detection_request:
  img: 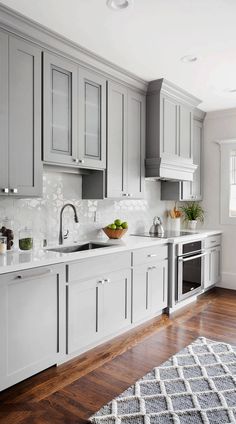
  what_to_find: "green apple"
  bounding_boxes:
[110,224,116,230]
[117,226,123,230]
[122,222,128,229]
[114,219,122,227]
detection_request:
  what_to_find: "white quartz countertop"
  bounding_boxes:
[0,230,222,275]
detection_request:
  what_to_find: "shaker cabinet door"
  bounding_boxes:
[0,32,8,196]
[66,278,101,355]
[179,105,193,160]
[43,52,78,165]
[0,265,65,391]
[127,90,145,198]
[78,68,106,169]
[160,95,179,158]
[8,37,42,197]
[107,81,128,198]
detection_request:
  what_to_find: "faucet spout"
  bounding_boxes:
[59,203,79,245]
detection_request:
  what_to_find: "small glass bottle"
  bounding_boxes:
[0,236,7,254]
[19,227,33,251]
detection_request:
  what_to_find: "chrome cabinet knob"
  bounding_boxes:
[104,278,111,283]
[11,188,18,194]
[2,188,9,193]
[73,158,79,163]
[79,159,85,164]
[97,279,104,285]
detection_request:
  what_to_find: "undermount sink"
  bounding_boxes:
[48,242,113,254]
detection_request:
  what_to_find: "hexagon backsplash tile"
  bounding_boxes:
[0,172,167,248]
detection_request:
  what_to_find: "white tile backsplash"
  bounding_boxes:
[0,171,169,248]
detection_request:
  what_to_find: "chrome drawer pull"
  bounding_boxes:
[147,254,157,258]
[97,279,104,285]
[104,279,111,283]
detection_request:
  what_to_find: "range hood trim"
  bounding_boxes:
[145,157,197,182]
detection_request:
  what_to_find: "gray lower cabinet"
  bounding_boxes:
[43,52,78,166]
[107,81,145,199]
[204,246,221,289]
[0,265,65,391]
[0,34,42,197]
[78,68,106,169]
[132,259,168,323]
[66,262,131,355]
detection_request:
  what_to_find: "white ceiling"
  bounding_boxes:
[1,0,236,111]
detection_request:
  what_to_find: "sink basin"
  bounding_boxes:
[48,242,113,254]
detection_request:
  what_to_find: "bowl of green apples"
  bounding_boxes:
[103,219,128,239]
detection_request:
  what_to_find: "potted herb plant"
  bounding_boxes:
[181,202,204,230]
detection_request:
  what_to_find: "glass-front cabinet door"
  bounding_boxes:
[43,52,78,165]
[78,68,106,169]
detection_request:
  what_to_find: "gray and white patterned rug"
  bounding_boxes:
[89,337,236,424]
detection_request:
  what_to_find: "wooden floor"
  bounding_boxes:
[1,287,236,424]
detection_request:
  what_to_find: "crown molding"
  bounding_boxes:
[147,78,201,108]
[0,2,148,92]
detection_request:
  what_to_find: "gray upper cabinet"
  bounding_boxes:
[179,105,193,160]
[107,81,128,198]
[160,94,179,158]
[146,79,200,181]
[0,34,42,197]
[78,68,106,169]
[127,90,145,198]
[107,81,145,199]
[0,32,8,196]
[43,52,78,166]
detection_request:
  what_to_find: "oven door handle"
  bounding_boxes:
[179,252,207,263]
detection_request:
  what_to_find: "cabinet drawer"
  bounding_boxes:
[68,251,131,282]
[205,235,221,249]
[132,244,168,267]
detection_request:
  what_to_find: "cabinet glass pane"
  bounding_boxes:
[84,81,101,158]
[51,66,72,154]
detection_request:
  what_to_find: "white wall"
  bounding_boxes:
[203,108,236,289]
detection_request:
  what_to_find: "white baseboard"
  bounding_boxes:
[216,272,236,290]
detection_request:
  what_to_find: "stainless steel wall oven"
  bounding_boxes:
[177,240,205,302]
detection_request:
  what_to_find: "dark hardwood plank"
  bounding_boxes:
[0,287,236,424]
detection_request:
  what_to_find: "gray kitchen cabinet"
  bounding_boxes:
[146,79,200,181]
[181,118,203,201]
[43,52,78,166]
[66,256,131,355]
[0,265,65,391]
[204,236,221,290]
[179,105,193,160]
[127,90,145,198]
[0,32,8,196]
[107,81,145,199]
[160,94,179,158]
[132,259,168,324]
[107,81,128,198]
[0,34,42,197]
[204,246,221,290]
[78,68,106,169]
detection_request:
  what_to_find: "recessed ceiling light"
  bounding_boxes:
[181,55,198,63]
[106,0,133,11]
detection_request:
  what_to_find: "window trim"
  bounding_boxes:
[218,139,236,225]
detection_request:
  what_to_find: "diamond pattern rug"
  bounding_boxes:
[89,337,236,424]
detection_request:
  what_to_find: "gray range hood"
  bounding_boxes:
[145,78,201,182]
